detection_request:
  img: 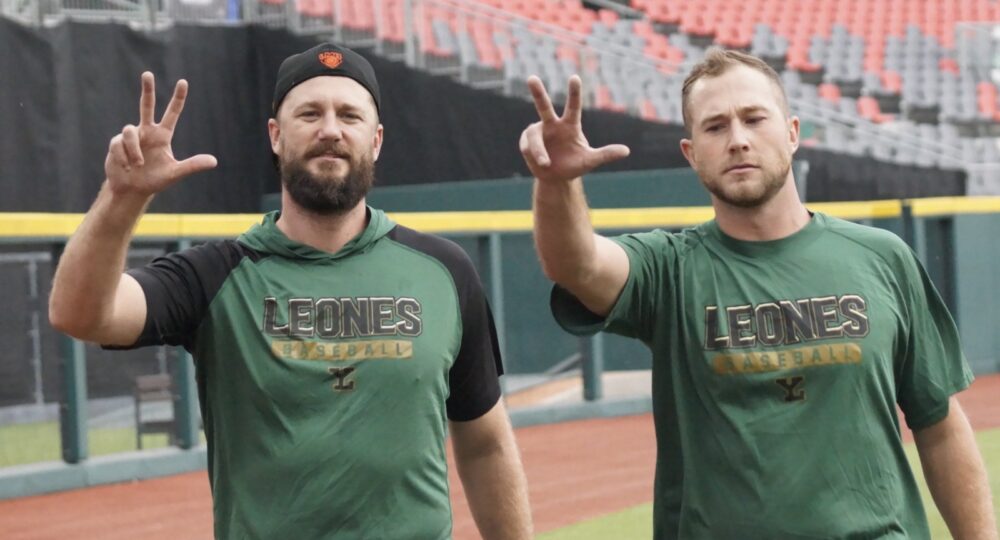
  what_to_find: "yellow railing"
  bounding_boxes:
[908,197,1000,217]
[0,197,998,239]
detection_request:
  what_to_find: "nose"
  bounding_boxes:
[727,121,751,153]
[317,111,343,141]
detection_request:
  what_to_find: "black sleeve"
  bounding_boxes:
[388,226,504,421]
[110,240,264,352]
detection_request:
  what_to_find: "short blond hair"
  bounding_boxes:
[681,48,789,133]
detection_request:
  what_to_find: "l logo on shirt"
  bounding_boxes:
[329,366,355,391]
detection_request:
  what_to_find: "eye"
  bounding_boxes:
[746,116,765,125]
[299,110,320,120]
[705,124,723,133]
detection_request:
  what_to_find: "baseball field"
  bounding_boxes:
[1,373,998,539]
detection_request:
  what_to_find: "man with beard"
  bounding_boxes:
[521,48,996,538]
[49,43,532,539]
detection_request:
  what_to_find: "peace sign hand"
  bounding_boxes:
[518,75,630,184]
[104,72,217,197]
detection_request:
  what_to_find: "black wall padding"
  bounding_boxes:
[1,19,61,209]
[1,18,965,213]
[798,148,966,201]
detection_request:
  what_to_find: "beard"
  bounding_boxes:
[278,143,375,215]
[701,156,791,209]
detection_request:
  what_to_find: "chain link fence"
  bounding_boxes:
[0,244,193,467]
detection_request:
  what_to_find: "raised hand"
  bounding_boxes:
[104,72,217,197]
[518,75,630,183]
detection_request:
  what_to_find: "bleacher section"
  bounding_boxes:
[437,1,997,188]
[3,0,998,191]
[290,0,1000,191]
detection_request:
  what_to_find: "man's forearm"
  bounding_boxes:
[532,178,597,287]
[456,442,532,540]
[49,182,151,338]
[915,400,998,539]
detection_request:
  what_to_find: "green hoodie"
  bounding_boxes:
[125,209,503,539]
[238,207,395,261]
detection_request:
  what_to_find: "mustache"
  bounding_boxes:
[304,143,352,159]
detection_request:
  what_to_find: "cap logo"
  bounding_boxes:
[318,51,343,69]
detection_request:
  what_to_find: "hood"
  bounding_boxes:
[238,207,395,261]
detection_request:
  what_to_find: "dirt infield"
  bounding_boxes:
[1,374,997,540]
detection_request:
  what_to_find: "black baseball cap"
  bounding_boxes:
[272,42,381,117]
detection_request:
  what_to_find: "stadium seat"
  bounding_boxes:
[818,83,842,103]
[858,96,893,123]
[297,0,331,20]
[336,0,371,31]
[595,84,626,113]
[978,82,1000,121]
[639,98,664,122]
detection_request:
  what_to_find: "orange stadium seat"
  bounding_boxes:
[978,82,1000,121]
[633,20,654,38]
[377,0,404,42]
[595,84,627,113]
[597,8,619,29]
[298,0,331,19]
[418,15,443,55]
[644,2,680,25]
[858,96,894,123]
[818,83,841,103]
[880,71,902,93]
[481,21,512,68]
[335,0,372,31]
[939,57,959,75]
[639,98,666,123]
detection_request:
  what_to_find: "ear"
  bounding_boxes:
[372,123,385,162]
[680,137,697,168]
[788,115,800,154]
[268,118,281,155]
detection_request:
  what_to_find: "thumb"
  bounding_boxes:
[587,144,630,168]
[173,154,218,178]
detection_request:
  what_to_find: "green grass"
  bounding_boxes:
[538,503,654,540]
[0,421,182,467]
[539,428,1000,540]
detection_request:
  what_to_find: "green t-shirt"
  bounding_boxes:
[552,213,973,539]
[122,209,503,539]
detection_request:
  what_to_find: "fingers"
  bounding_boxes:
[526,124,550,167]
[139,72,155,126]
[107,127,144,173]
[120,125,144,167]
[107,134,130,172]
[159,79,189,132]
[586,144,631,169]
[562,75,582,124]
[173,154,218,179]
[518,123,550,168]
[527,76,558,123]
